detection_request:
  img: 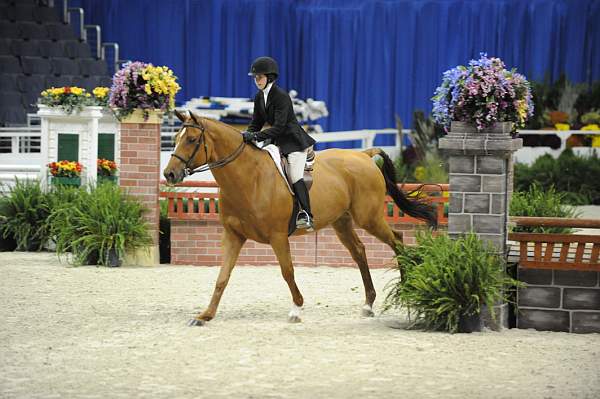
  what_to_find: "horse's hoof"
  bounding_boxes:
[288,315,302,323]
[361,305,375,317]
[188,318,206,327]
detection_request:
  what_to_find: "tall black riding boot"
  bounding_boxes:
[292,179,313,230]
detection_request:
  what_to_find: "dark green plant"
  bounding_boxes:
[575,81,600,117]
[510,184,579,233]
[50,183,152,266]
[514,148,600,205]
[383,232,521,333]
[0,179,51,251]
[525,75,569,129]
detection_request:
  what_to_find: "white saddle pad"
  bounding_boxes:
[262,144,294,194]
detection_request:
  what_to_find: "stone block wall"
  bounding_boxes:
[517,268,600,333]
[447,154,509,252]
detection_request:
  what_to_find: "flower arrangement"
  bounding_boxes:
[108,61,181,120]
[48,160,83,178]
[97,158,118,176]
[39,86,90,114]
[39,86,111,113]
[432,53,534,132]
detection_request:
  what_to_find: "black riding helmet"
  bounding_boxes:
[248,56,279,83]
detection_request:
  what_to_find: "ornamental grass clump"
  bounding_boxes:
[0,179,51,251]
[432,53,534,132]
[383,231,521,333]
[109,61,181,120]
[49,183,152,266]
[510,183,579,234]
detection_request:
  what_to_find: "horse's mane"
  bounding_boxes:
[174,115,241,143]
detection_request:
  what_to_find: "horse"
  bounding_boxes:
[163,110,437,326]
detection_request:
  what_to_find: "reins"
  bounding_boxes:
[170,120,246,176]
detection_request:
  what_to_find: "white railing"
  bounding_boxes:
[515,129,600,165]
[0,165,40,191]
[0,127,42,155]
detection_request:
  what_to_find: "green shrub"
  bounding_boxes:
[510,184,579,233]
[514,148,600,205]
[383,232,521,333]
[0,179,51,251]
[50,183,152,266]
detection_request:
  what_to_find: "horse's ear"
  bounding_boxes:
[174,109,187,122]
[189,111,201,125]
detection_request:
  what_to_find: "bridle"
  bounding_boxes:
[170,120,245,176]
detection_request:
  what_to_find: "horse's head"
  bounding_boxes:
[163,110,213,184]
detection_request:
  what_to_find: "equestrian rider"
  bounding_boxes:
[242,56,316,230]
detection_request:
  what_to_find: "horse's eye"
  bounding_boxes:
[187,136,197,144]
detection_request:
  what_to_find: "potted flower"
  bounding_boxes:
[48,160,83,187]
[432,53,534,134]
[97,158,118,184]
[39,86,92,114]
[108,61,181,121]
[383,232,522,333]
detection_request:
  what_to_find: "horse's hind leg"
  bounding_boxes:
[270,233,304,323]
[331,213,376,317]
[190,228,245,326]
[356,213,403,255]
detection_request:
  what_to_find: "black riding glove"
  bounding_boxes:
[241,131,256,143]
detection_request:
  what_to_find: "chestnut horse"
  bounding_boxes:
[163,111,436,326]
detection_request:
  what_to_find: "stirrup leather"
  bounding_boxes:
[295,210,314,231]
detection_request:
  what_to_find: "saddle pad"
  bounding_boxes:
[262,144,294,194]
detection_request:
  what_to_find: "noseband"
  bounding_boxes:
[170,120,245,176]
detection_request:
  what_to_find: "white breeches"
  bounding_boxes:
[287,148,308,184]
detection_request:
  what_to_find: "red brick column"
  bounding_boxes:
[119,110,162,265]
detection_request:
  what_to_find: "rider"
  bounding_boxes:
[242,56,316,231]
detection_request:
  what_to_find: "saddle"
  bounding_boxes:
[258,143,315,236]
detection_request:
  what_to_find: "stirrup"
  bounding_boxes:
[296,210,314,231]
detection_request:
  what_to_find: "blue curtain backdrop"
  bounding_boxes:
[74,0,600,132]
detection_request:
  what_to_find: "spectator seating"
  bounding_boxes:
[0,1,112,126]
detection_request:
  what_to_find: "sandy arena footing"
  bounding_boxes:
[1,252,599,399]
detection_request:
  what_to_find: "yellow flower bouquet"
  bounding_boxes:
[39,86,90,114]
[92,86,110,107]
[39,86,111,114]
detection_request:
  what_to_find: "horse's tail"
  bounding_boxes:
[364,148,438,229]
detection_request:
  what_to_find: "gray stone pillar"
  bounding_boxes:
[439,121,522,328]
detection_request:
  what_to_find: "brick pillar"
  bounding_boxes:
[119,110,162,265]
[439,121,522,328]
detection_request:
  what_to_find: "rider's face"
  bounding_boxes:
[254,74,267,90]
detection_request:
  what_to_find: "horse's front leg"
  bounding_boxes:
[189,228,246,326]
[270,233,304,323]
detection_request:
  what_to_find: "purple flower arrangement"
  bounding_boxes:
[108,61,180,120]
[432,53,534,132]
